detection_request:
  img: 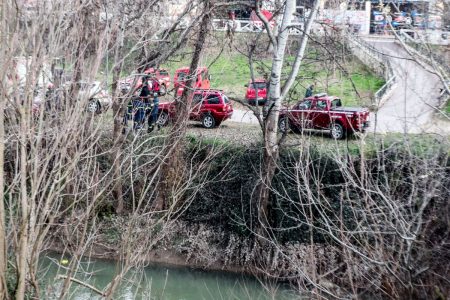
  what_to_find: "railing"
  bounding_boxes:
[345,32,397,107]
[211,19,304,35]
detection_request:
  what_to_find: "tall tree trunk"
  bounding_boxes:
[0,82,8,300]
[256,0,295,236]
[0,2,10,298]
[16,105,29,300]
[155,0,211,210]
[281,0,320,99]
[111,12,126,214]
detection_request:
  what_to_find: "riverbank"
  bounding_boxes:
[41,132,450,299]
[40,250,297,300]
[48,218,345,298]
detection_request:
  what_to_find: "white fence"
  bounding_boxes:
[211,19,304,35]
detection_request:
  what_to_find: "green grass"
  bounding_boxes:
[283,131,450,159]
[161,48,385,107]
[446,99,450,116]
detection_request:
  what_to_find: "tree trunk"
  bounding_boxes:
[281,0,320,99]
[256,0,295,236]
[111,13,126,214]
[154,0,211,211]
[0,2,10,298]
[16,107,29,300]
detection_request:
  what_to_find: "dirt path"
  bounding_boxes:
[367,39,450,135]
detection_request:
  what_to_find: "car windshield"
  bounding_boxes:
[159,70,169,76]
[222,95,229,103]
[250,82,266,90]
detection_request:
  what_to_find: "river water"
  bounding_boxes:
[40,253,301,299]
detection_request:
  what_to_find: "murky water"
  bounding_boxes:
[39,253,301,299]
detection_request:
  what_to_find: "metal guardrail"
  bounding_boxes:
[345,32,397,107]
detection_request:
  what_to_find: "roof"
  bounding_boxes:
[249,78,267,83]
[304,93,339,101]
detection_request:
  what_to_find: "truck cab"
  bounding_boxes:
[174,67,210,97]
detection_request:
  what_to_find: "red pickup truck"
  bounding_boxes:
[174,67,210,97]
[157,89,233,128]
[279,94,370,139]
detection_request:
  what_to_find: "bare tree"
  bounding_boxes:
[254,0,320,238]
[0,0,216,298]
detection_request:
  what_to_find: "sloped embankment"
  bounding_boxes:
[53,134,450,299]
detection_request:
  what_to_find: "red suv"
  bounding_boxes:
[157,89,233,128]
[245,79,267,105]
[174,67,210,97]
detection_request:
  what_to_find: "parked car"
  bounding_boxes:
[76,81,111,113]
[174,67,210,97]
[30,81,111,115]
[54,81,111,113]
[157,89,233,128]
[245,79,267,105]
[278,93,370,139]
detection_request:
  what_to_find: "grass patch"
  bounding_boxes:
[282,131,450,157]
[162,47,384,107]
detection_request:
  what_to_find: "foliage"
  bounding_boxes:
[177,135,449,246]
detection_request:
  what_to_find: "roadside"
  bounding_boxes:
[183,120,449,153]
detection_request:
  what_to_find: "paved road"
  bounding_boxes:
[367,39,449,134]
[231,39,450,135]
[229,107,260,124]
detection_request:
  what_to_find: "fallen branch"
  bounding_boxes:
[56,275,106,297]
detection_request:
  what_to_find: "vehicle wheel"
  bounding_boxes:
[201,113,215,129]
[330,123,346,139]
[278,116,289,133]
[87,99,101,113]
[157,111,169,127]
[292,125,302,134]
[159,84,167,96]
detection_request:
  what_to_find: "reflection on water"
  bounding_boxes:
[39,252,301,299]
